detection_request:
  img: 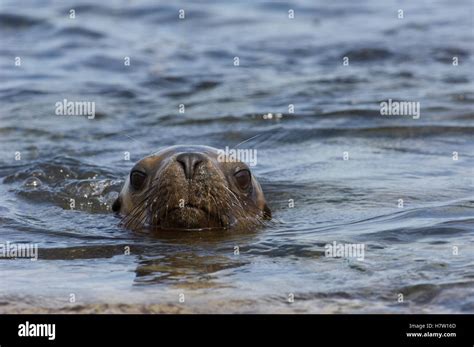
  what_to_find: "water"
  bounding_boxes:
[0,0,473,313]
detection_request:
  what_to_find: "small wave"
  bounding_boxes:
[0,88,50,102]
[340,47,392,62]
[399,281,474,305]
[367,221,472,243]
[55,26,105,39]
[433,47,469,63]
[83,55,135,72]
[3,156,116,184]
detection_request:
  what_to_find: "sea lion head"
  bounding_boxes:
[112,145,271,231]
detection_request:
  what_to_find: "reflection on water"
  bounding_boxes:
[0,0,473,313]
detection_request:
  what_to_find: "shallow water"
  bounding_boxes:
[0,0,473,313]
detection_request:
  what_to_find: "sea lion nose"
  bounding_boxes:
[176,153,204,179]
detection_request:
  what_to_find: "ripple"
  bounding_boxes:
[56,26,105,39]
[340,47,393,62]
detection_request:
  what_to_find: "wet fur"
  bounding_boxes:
[113,146,270,231]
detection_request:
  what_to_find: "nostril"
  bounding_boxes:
[176,153,204,179]
[192,158,202,172]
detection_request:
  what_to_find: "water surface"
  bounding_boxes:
[0,0,473,313]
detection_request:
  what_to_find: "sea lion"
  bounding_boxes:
[112,145,271,231]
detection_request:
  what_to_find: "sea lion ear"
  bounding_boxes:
[263,203,272,219]
[112,197,121,212]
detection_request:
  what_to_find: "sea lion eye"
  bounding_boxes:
[234,169,251,190]
[130,170,147,190]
